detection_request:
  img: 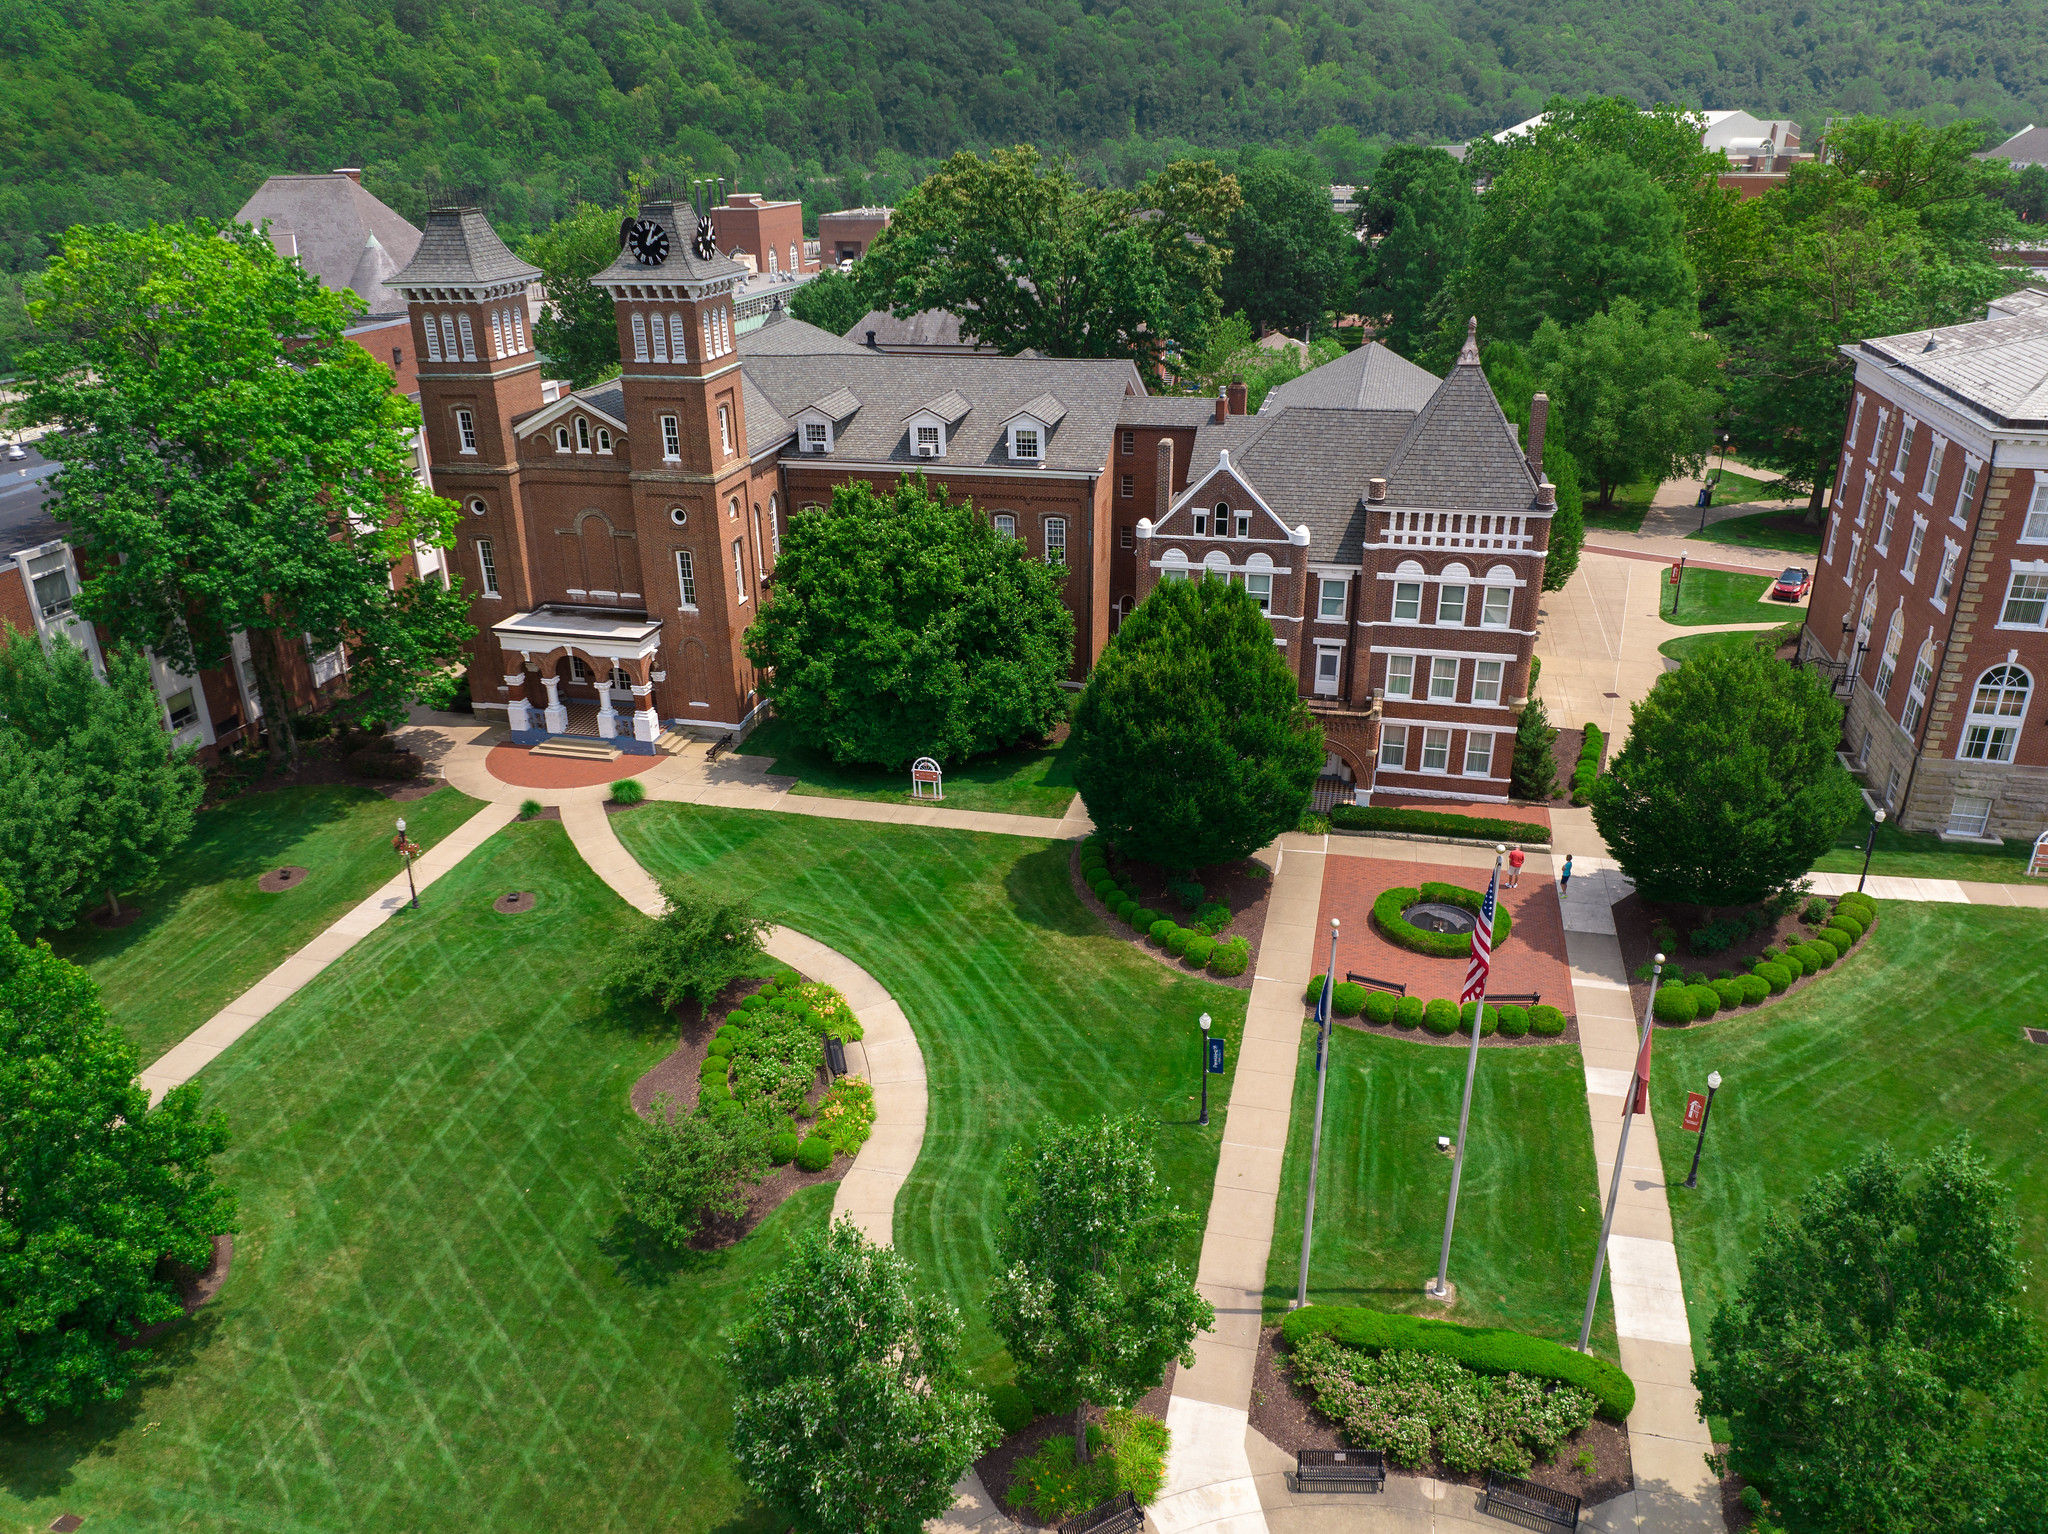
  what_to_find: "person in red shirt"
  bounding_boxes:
[1506,843,1526,889]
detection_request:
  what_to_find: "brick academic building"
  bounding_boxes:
[396,201,1557,798]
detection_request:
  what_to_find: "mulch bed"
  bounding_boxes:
[1249,1325,1631,1508]
[130,1233,234,1348]
[492,891,536,914]
[975,1367,1176,1528]
[1066,844,1271,992]
[1612,890,1879,1029]
[205,734,443,808]
[257,866,310,893]
[628,973,851,1250]
[90,904,146,930]
[516,807,564,823]
[602,799,647,816]
[1546,726,1587,807]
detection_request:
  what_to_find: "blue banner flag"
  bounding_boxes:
[1208,1037,1226,1074]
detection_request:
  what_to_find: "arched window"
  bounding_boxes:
[595,428,612,453]
[512,307,526,351]
[1855,580,1878,650]
[490,310,505,358]
[1203,549,1232,577]
[1872,609,1903,698]
[555,425,571,452]
[670,313,687,363]
[790,242,799,274]
[768,494,780,555]
[631,313,649,362]
[1961,665,2031,762]
[1243,550,1273,611]
[651,312,668,363]
[1901,639,1936,734]
[456,312,476,360]
[424,316,443,362]
[1160,548,1190,581]
[992,513,1017,538]
[576,417,591,451]
[439,315,459,360]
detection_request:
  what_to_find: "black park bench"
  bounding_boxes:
[1058,1490,1143,1534]
[1483,1472,1581,1530]
[1294,1447,1386,1492]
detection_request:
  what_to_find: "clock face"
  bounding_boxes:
[692,216,717,261]
[626,219,669,267]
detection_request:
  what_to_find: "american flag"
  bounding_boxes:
[1460,867,1498,1005]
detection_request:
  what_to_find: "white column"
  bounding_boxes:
[632,683,659,742]
[596,677,619,740]
[504,673,530,732]
[540,672,567,734]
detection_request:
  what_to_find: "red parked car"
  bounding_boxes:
[1771,567,1812,601]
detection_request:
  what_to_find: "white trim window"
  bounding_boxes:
[1463,731,1495,776]
[1420,727,1452,772]
[1313,644,1342,696]
[1956,460,1982,526]
[1872,610,1903,699]
[2000,570,2048,628]
[1044,517,1067,566]
[1378,723,1408,768]
[2022,483,2048,543]
[1385,654,1416,698]
[1901,640,1935,735]
[1480,585,1512,626]
[424,316,443,362]
[1244,571,1271,610]
[662,415,682,462]
[1919,439,1944,500]
[576,416,591,452]
[1234,512,1251,539]
[769,496,780,555]
[1473,659,1504,703]
[1192,509,1210,535]
[1902,516,1926,581]
[718,404,733,457]
[457,312,476,361]
[1946,794,1994,837]
[993,513,1017,539]
[1934,541,1960,607]
[1876,494,1897,555]
[651,312,669,363]
[804,421,829,453]
[455,409,477,454]
[555,425,572,453]
[1428,656,1459,699]
[476,538,499,597]
[675,550,697,609]
[439,315,459,362]
[595,428,613,454]
[1823,511,1840,563]
[1012,425,1041,461]
[1892,418,1915,477]
[1318,576,1348,620]
[1392,580,1423,622]
[1842,532,1860,585]
[916,424,942,456]
[1435,583,1467,625]
[1960,665,2030,762]
[733,539,747,603]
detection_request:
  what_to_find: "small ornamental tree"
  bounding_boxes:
[1590,640,1860,908]
[603,876,771,1013]
[1072,577,1323,869]
[1696,1140,2043,1534]
[1509,697,1560,803]
[619,1097,771,1249]
[727,1217,998,1534]
[988,1115,1213,1464]
[744,475,1073,769]
[0,885,236,1421]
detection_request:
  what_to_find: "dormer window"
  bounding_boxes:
[915,424,942,457]
[1011,425,1041,460]
[805,421,830,453]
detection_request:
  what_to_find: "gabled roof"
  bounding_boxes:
[511,381,629,439]
[801,387,863,422]
[745,306,869,355]
[742,375,793,456]
[1232,410,1414,564]
[1168,448,1290,532]
[1982,125,2048,166]
[1004,392,1067,428]
[1383,341,1537,508]
[590,201,748,289]
[234,172,423,315]
[389,208,540,292]
[1261,342,1441,414]
[906,391,972,424]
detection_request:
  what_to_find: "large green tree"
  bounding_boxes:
[521,182,642,388]
[0,632,203,932]
[1479,340,1587,591]
[1696,1139,2045,1534]
[858,146,1240,366]
[1502,154,1697,338]
[787,267,875,337]
[1072,577,1322,869]
[14,220,471,769]
[727,1217,997,1534]
[1529,297,1723,507]
[1355,145,1477,360]
[987,1116,1212,1464]
[1218,160,1355,338]
[0,884,237,1422]
[1590,639,1861,908]
[744,476,1073,769]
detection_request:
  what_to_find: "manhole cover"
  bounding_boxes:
[1602,691,1621,698]
[258,866,309,893]
[2025,1028,2048,1046]
[493,891,536,914]
[50,1518,84,1533]
[1403,900,1475,935]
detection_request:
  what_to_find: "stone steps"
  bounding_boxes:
[530,737,622,762]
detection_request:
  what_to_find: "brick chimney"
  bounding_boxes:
[1155,437,1174,523]
[1526,392,1549,479]
[333,167,363,182]
[1226,380,1248,416]
[1213,389,1228,426]
[1366,477,1387,503]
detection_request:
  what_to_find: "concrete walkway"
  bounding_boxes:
[137,799,520,1105]
[1596,461,1818,570]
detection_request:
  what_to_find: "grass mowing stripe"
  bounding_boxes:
[615,803,1245,1378]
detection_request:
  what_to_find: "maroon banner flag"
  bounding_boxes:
[1683,1092,1707,1134]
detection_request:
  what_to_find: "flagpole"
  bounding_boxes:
[1579,951,1664,1353]
[1429,845,1504,1302]
[1294,918,1341,1310]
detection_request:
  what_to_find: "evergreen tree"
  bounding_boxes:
[1509,697,1559,802]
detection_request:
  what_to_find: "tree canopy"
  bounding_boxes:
[14,220,472,768]
[602,876,772,1014]
[0,885,237,1422]
[1502,154,1697,339]
[1217,160,1356,339]
[521,184,640,389]
[743,475,1074,770]
[1073,577,1323,870]
[1590,639,1862,908]
[786,268,873,338]
[1356,145,1477,359]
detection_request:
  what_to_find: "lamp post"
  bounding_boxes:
[1198,1012,1213,1127]
[1683,1070,1722,1189]
[1857,808,1887,894]
[394,816,420,909]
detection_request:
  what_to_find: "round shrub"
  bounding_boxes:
[1495,1004,1530,1038]
[1754,960,1793,994]
[1086,867,1114,890]
[1795,941,1833,971]
[1304,975,1329,1006]
[1183,933,1217,968]
[1686,983,1720,1020]
[767,1132,799,1166]
[1774,950,1805,979]
[1097,886,1127,910]
[1528,1004,1567,1037]
[1653,985,1698,1025]
[1364,990,1399,1026]
[1422,998,1459,1035]
[1208,941,1250,978]
[1711,978,1747,1011]
[1116,899,1141,924]
[1394,995,1427,1030]
[1149,918,1177,947]
[795,1136,834,1172]
[698,1056,730,1080]
[1332,982,1368,1018]
[1738,973,1771,1005]
[699,1078,733,1103]
[1458,1001,1498,1037]
[705,1034,733,1059]
[1817,927,1853,957]
[1837,892,1876,918]
[1166,926,1195,957]
[1132,908,1162,932]
[1829,911,1865,940]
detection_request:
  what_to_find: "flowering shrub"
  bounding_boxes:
[1288,1335,1597,1477]
[1011,1410,1170,1521]
[815,1075,876,1156]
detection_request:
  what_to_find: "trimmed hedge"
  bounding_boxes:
[698,1056,730,1080]
[1653,985,1697,1025]
[1116,899,1141,924]
[1364,990,1399,1026]
[1149,919,1177,947]
[1184,933,1217,967]
[1754,961,1792,994]
[1330,981,1367,1017]
[1371,882,1515,960]
[1529,1005,1567,1037]
[1711,978,1747,1011]
[1458,1000,1498,1037]
[1737,973,1771,1005]
[1208,939,1250,978]
[1569,722,1606,807]
[1495,1004,1530,1038]
[1422,998,1459,1035]
[767,1132,799,1166]
[795,1136,834,1172]
[700,1079,733,1103]
[1328,805,1550,845]
[1686,983,1720,1020]
[1280,1305,1635,1422]
[1395,995,1427,1030]
[1132,908,1162,932]
[1304,974,1329,1006]
[1166,926,1196,957]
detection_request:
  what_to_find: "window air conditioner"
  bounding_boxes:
[915,444,934,457]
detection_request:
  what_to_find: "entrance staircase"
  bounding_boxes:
[530,737,621,762]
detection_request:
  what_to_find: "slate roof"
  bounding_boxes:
[1229,409,1417,564]
[389,208,540,291]
[1982,125,2048,167]
[906,391,972,424]
[1383,353,1537,508]
[1261,341,1442,414]
[1120,395,1228,426]
[1853,291,2048,429]
[738,351,1142,471]
[590,201,748,288]
[806,386,864,422]
[742,375,792,455]
[575,383,627,425]
[1007,392,1067,428]
[747,307,868,355]
[234,172,423,315]
[843,308,994,351]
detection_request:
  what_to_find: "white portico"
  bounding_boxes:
[493,606,665,752]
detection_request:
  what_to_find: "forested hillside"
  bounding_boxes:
[2,0,2044,287]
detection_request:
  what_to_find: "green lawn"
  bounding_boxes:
[735,714,1078,819]
[1687,508,1822,559]
[1657,626,1800,667]
[1701,468,1792,506]
[44,784,484,1069]
[1660,568,1783,627]
[0,819,828,1534]
[1813,805,2042,885]
[1651,903,2048,1360]
[1262,1025,1618,1360]
[1581,476,1656,534]
[616,804,1243,1377]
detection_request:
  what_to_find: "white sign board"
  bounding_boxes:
[910,756,944,801]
